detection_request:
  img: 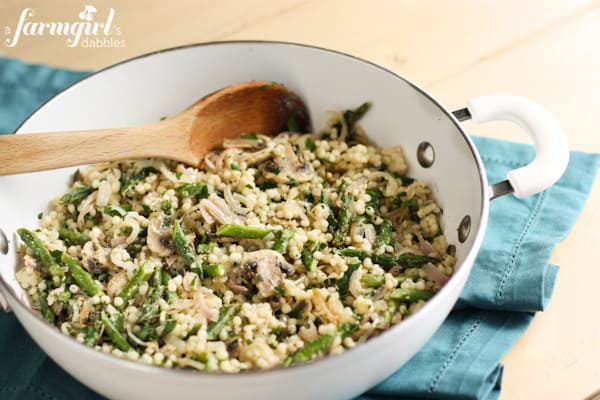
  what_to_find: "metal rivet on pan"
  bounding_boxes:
[0,227,8,255]
[417,141,435,168]
[458,215,471,243]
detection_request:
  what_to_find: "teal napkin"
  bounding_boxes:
[1,57,598,400]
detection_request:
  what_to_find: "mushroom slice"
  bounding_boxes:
[147,215,174,257]
[240,249,293,298]
[223,137,266,150]
[82,240,114,273]
[260,143,313,184]
[198,193,242,225]
[243,148,274,166]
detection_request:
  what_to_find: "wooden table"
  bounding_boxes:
[1,1,599,398]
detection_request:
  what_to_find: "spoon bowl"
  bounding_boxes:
[0,81,310,175]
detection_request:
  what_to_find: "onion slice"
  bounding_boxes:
[424,263,449,287]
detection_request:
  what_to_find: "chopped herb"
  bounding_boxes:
[175,172,183,179]
[140,204,152,217]
[103,204,132,217]
[37,212,43,220]
[400,176,415,186]
[338,322,359,339]
[289,301,307,318]
[257,180,278,190]
[273,286,285,296]
[272,228,295,254]
[259,84,269,91]
[301,247,318,272]
[161,199,172,215]
[306,137,316,151]
[265,162,281,175]
[174,182,209,199]
[230,161,240,171]
[120,168,154,196]
[286,115,300,133]
[240,132,258,140]
[403,197,419,213]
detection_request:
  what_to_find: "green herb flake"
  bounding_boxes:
[240,133,258,140]
[161,199,172,215]
[174,182,209,199]
[286,116,300,133]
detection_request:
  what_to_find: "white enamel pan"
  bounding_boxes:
[0,42,568,400]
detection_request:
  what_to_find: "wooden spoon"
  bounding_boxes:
[0,81,310,175]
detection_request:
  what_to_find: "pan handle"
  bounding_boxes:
[454,94,569,199]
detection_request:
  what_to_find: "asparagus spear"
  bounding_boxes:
[216,224,273,239]
[60,186,95,205]
[120,168,153,196]
[301,247,318,272]
[119,262,153,306]
[390,288,435,302]
[336,262,360,299]
[383,299,399,324]
[58,228,91,246]
[332,192,350,247]
[272,228,295,254]
[37,290,55,323]
[340,248,438,269]
[393,254,439,268]
[373,219,392,250]
[61,253,102,296]
[173,220,198,270]
[204,264,225,278]
[283,334,333,367]
[101,311,131,351]
[207,304,240,340]
[283,323,359,367]
[82,320,103,346]
[17,228,64,277]
[360,273,385,288]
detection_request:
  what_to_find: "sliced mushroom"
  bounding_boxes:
[82,240,114,273]
[260,143,313,184]
[198,193,242,225]
[147,215,174,257]
[223,137,266,150]
[240,249,293,298]
[243,148,274,166]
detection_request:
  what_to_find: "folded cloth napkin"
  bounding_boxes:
[0,57,598,400]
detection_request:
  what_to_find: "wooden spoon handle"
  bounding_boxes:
[0,123,195,175]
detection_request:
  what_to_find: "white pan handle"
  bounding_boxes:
[466,94,569,199]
